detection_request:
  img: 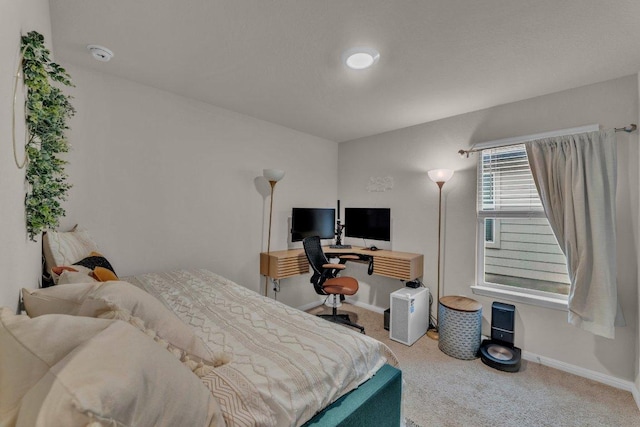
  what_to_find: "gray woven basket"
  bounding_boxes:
[438,302,482,360]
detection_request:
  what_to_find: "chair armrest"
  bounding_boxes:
[339,255,360,261]
[323,263,346,270]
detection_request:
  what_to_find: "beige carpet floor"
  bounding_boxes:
[308,303,639,427]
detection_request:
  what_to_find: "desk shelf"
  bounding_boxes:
[372,255,422,281]
[260,247,423,282]
[260,250,309,279]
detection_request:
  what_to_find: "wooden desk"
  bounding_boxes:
[260,246,423,281]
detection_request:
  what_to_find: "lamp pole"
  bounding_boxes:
[426,169,454,340]
[263,169,285,297]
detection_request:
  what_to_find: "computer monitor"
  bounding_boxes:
[291,208,336,242]
[344,208,391,241]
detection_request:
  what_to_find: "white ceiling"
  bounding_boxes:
[49,0,640,142]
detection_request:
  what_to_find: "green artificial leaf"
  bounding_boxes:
[21,31,75,241]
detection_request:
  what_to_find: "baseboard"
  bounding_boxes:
[522,350,634,392]
[296,300,324,312]
[297,298,386,314]
[632,382,640,411]
[351,299,386,314]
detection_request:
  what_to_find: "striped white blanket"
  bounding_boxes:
[127,269,398,427]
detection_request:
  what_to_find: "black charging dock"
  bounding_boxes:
[479,302,522,372]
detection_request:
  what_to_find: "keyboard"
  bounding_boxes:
[329,244,352,249]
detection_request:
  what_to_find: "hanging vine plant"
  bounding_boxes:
[19,31,75,241]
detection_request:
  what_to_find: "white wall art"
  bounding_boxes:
[366,176,394,192]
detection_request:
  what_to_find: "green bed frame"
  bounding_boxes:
[303,364,402,427]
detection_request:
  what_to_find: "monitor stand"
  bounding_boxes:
[330,222,351,249]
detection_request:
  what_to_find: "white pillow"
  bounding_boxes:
[22,281,214,364]
[56,267,97,285]
[16,319,223,427]
[0,309,115,425]
[42,228,99,273]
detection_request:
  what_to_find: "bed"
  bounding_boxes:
[1,230,401,426]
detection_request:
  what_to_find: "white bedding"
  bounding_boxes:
[126,269,398,427]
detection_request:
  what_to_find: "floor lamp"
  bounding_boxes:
[426,168,454,340]
[263,168,285,297]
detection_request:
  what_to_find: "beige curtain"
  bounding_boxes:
[525,129,623,339]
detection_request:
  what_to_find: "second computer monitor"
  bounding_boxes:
[344,208,391,241]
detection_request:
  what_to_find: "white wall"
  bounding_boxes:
[61,65,338,308]
[0,0,52,309]
[635,72,640,406]
[339,75,639,382]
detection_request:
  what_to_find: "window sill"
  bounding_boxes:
[471,285,568,311]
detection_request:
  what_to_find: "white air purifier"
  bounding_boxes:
[389,287,429,346]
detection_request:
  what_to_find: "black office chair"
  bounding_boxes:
[302,236,365,333]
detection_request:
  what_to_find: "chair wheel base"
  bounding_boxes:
[317,314,365,334]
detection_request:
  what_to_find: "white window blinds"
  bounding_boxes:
[477,144,544,216]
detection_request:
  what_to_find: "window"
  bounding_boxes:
[475,144,570,305]
[484,218,494,243]
[484,218,500,248]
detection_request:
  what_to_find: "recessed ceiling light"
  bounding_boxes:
[342,47,380,70]
[87,45,114,62]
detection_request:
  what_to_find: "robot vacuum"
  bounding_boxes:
[479,302,522,372]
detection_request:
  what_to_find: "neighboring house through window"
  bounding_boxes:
[474,144,570,307]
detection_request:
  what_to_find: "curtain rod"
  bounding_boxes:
[458,124,637,158]
[614,124,637,133]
